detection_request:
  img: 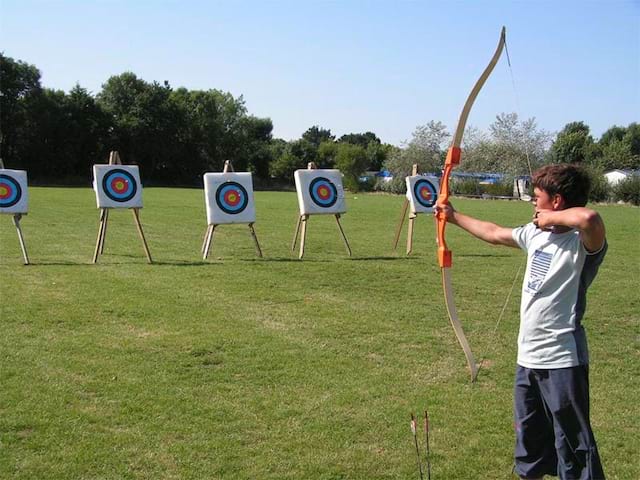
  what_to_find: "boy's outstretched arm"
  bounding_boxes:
[434,203,518,248]
[534,207,606,253]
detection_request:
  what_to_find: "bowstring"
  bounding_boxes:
[476,33,532,378]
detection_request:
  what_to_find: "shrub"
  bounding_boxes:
[483,181,514,197]
[584,166,612,203]
[613,175,640,205]
[452,179,481,196]
[375,176,406,194]
[356,175,375,192]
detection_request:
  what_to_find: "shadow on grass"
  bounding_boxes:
[348,256,412,261]
[458,253,513,258]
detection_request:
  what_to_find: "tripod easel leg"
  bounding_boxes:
[406,214,416,255]
[203,225,216,260]
[292,215,302,251]
[12,214,30,265]
[248,223,263,258]
[202,224,213,256]
[393,199,409,250]
[335,214,352,256]
[100,208,109,254]
[298,215,308,259]
[132,208,153,264]
[93,208,107,264]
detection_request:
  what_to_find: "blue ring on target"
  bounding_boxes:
[413,178,437,209]
[0,174,23,208]
[215,181,248,214]
[102,169,138,203]
[309,177,338,208]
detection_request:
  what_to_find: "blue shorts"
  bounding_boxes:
[513,365,605,479]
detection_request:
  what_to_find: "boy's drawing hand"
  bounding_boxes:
[533,209,556,232]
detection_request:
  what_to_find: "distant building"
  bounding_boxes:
[604,169,638,185]
[513,175,532,201]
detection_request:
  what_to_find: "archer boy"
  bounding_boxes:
[434,164,607,479]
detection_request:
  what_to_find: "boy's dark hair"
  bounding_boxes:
[532,164,590,207]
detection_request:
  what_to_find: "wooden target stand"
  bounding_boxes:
[392,164,422,255]
[0,158,29,264]
[201,160,263,260]
[92,151,153,264]
[291,162,352,259]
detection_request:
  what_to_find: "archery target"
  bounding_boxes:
[204,172,256,224]
[93,165,143,208]
[405,175,439,214]
[294,169,346,215]
[0,169,28,214]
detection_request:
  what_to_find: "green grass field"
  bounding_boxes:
[1,188,638,479]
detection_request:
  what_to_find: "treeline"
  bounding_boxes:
[1,54,638,199]
[0,54,392,188]
[378,116,640,204]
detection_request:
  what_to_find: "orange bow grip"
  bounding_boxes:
[436,146,461,268]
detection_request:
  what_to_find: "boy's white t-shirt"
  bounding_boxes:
[511,223,607,369]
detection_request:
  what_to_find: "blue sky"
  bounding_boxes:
[1,0,638,146]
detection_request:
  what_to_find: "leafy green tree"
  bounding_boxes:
[289,138,319,167]
[62,85,113,177]
[15,88,67,178]
[269,147,305,182]
[334,143,368,191]
[301,126,334,148]
[98,73,185,182]
[235,116,274,178]
[338,131,390,171]
[599,125,627,146]
[599,140,635,170]
[624,123,640,156]
[338,132,379,148]
[594,123,640,170]
[317,141,338,168]
[0,54,42,165]
[14,86,112,181]
[613,174,640,205]
[548,121,595,164]
[463,113,551,176]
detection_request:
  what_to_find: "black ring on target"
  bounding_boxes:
[309,177,338,208]
[215,181,249,214]
[413,178,437,209]
[102,168,137,203]
[0,174,23,208]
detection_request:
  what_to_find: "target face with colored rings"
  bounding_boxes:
[0,174,23,208]
[309,177,338,208]
[0,169,28,214]
[102,169,138,203]
[294,169,346,215]
[413,178,437,209]
[203,172,255,224]
[215,182,248,214]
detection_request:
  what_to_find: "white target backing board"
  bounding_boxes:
[204,172,256,224]
[93,165,143,208]
[405,175,439,214]
[294,169,346,215]
[0,169,28,214]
